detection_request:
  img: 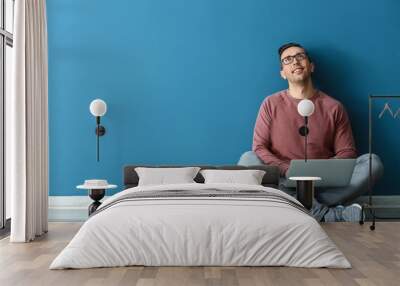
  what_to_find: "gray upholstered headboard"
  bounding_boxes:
[123,165,280,189]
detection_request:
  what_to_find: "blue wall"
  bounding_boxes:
[47,0,400,196]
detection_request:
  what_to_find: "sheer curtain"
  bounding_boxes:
[8,0,48,242]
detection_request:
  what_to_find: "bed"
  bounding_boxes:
[50,165,350,269]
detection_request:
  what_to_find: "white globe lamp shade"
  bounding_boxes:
[297,99,315,117]
[90,99,107,117]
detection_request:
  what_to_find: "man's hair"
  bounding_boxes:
[278,42,312,62]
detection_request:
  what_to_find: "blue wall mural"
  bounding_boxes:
[47,0,400,196]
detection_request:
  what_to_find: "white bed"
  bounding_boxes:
[50,183,351,269]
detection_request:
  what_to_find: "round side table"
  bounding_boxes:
[77,183,117,215]
[288,176,321,210]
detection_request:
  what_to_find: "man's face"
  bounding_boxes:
[279,46,314,84]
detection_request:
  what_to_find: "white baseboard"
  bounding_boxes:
[48,195,400,222]
[49,196,110,207]
[49,196,110,222]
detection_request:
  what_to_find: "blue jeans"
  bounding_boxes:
[238,151,384,221]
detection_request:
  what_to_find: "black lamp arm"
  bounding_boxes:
[297,116,309,162]
[95,116,106,136]
[304,116,308,162]
[95,116,106,162]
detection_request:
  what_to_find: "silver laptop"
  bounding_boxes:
[284,159,356,188]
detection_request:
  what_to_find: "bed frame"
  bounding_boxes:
[123,165,280,189]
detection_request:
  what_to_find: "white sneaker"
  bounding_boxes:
[342,203,362,222]
[324,205,344,222]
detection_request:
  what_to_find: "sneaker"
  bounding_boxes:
[324,205,344,222]
[341,203,362,222]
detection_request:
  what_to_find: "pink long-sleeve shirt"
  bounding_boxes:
[252,89,357,176]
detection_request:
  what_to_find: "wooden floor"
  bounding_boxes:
[0,222,399,286]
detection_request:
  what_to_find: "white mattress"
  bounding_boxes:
[50,183,350,269]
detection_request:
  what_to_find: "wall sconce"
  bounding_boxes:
[297,99,315,162]
[89,99,107,162]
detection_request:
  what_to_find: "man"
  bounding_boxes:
[247,42,361,222]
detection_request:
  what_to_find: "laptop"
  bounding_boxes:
[284,159,356,188]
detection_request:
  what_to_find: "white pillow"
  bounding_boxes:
[135,167,201,186]
[200,169,266,185]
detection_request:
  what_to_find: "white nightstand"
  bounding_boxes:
[77,180,117,215]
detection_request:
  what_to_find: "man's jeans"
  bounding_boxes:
[273,181,330,221]
[238,151,383,221]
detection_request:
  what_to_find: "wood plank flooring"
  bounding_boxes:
[0,222,399,286]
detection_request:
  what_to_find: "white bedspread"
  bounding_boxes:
[50,183,351,269]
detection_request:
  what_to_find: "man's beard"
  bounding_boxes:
[290,73,311,84]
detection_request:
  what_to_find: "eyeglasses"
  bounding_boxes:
[281,52,307,65]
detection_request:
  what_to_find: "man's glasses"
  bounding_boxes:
[281,52,307,65]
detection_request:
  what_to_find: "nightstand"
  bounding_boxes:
[77,180,117,215]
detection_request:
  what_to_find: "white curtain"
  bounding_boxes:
[8,0,49,242]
